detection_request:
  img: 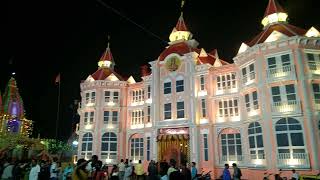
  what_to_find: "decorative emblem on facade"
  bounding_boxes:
[165,55,182,72]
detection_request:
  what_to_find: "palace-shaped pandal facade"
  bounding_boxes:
[0,77,33,136]
[76,0,320,178]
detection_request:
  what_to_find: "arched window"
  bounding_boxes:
[101,132,117,160]
[130,135,144,161]
[275,118,305,156]
[248,122,264,159]
[81,132,93,158]
[220,128,242,162]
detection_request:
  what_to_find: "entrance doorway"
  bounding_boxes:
[157,134,190,166]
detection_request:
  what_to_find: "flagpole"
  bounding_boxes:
[55,75,61,140]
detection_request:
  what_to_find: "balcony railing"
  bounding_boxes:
[267,65,295,81]
[242,72,256,85]
[272,100,300,113]
[216,86,238,95]
[308,62,320,74]
[277,153,310,169]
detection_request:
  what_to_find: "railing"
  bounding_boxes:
[267,65,295,79]
[277,153,310,169]
[308,62,320,73]
[272,100,300,113]
[242,72,256,85]
[220,155,244,164]
[103,121,119,128]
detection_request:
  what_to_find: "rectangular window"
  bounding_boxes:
[218,99,239,117]
[245,94,250,112]
[147,106,151,123]
[113,91,119,103]
[200,75,205,90]
[147,137,151,161]
[112,111,118,122]
[147,85,151,99]
[177,101,184,118]
[249,63,255,80]
[221,133,242,160]
[252,91,259,109]
[281,54,291,67]
[164,103,171,119]
[89,112,94,124]
[217,73,236,90]
[312,83,320,103]
[103,111,109,124]
[203,134,209,161]
[268,57,277,69]
[131,112,135,125]
[164,82,171,94]
[307,53,317,70]
[271,86,281,102]
[85,93,90,104]
[285,84,296,101]
[176,80,184,92]
[84,112,89,124]
[105,91,111,102]
[201,99,206,118]
[91,92,96,103]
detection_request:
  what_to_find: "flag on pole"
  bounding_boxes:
[55,74,61,84]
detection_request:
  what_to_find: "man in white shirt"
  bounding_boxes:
[29,159,40,180]
[291,169,299,180]
[50,157,58,180]
[118,159,126,180]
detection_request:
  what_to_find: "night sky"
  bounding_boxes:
[2,0,320,140]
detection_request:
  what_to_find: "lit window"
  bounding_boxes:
[89,112,94,124]
[267,54,292,77]
[244,91,259,112]
[164,82,171,94]
[200,75,205,91]
[81,133,93,157]
[221,132,242,161]
[203,134,209,161]
[91,92,96,103]
[85,93,90,104]
[306,53,320,71]
[84,112,89,124]
[131,110,143,125]
[177,101,184,118]
[113,91,119,103]
[164,103,171,119]
[131,138,144,161]
[218,99,239,117]
[248,122,265,159]
[271,85,296,104]
[101,132,117,160]
[242,63,255,84]
[176,80,184,92]
[201,99,206,118]
[275,118,305,156]
[216,73,236,91]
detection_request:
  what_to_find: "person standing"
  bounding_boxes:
[180,162,191,180]
[167,159,177,179]
[190,162,198,180]
[50,157,58,180]
[291,169,299,180]
[62,163,73,180]
[118,159,126,180]
[72,159,89,180]
[1,158,14,180]
[135,160,144,180]
[232,163,241,180]
[124,161,132,180]
[29,159,41,180]
[222,164,231,180]
[147,160,158,180]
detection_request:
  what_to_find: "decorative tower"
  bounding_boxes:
[261,0,288,28]
[0,77,32,136]
[98,37,115,70]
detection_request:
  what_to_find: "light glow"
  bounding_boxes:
[248,110,259,117]
[85,124,93,129]
[169,30,191,42]
[305,27,320,37]
[265,30,287,43]
[108,74,119,81]
[238,43,249,54]
[107,101,115,106]
[252,159,264,165]
[200,118,208,124]
[105,159,112,163]
[131,124,144,129]
[146,99,152,104]
[145,123,152,128]
[197,91,207,97]
[98,60,112,68]
[72,140,79,146]
[261,13,288,27]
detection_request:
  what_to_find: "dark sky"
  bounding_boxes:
[2,0,320,140]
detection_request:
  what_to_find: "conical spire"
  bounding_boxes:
[3,77,25,118]
[175,13,188,32]
[261,0,288,27]
[98,36,115,69]
[264,0,285,17]
[169,0,192,42]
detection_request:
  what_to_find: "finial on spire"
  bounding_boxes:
[107,35,111,49]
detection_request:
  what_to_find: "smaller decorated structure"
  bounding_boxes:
[0,77,33,136]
